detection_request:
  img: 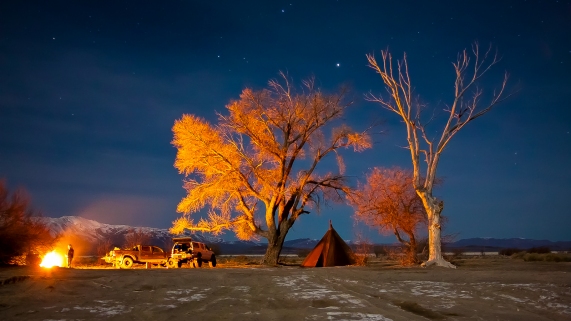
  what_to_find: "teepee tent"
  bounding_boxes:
[301,221,356,267]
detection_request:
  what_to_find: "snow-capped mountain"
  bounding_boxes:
[41,216,223,245]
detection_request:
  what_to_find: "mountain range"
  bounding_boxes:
[41,216,571,255]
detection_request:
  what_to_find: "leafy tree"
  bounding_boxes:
[170,74,371,265]
[349,167,426,265]
[0,180,57,265]
[366,43,510,267]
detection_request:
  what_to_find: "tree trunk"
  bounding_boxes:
[406,235,418,265]
[418,193,456,268]
[261,224,290,266]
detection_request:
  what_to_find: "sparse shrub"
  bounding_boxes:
[451,248,465,257]
[219,255,261,266]
[522,253,542,261]
[385,245,418,266]
[353,254,369,266]
[233,255,249,263]
[350,233,373,266]
[355,240,373,266]
[514,252,571,262]
[499,248,522,256]
[373,245,387,258]
[544,253,571,262]
[296,248,311,258]
[527,246,550,254]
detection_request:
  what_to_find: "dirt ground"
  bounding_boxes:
[0,256,569,321]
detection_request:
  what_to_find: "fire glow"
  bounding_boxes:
[40,251,64,268]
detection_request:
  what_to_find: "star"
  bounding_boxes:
[336,63,340,67]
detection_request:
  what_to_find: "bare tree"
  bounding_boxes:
[96,238,112,264]
[0,180,58,265]
[366,43,510,268]
[123,228,152,249]
[349,167,426,265]
[170,73,371,265]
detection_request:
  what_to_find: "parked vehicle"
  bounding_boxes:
[167,237,216,268]
[103,245,167,269]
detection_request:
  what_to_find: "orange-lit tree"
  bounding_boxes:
[170,74,371,265]
[349,167,426,264]
[366,43,510,268]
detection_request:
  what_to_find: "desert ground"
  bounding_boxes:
[0,256,570,321]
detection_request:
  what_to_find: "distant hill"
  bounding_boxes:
[446,238,571,251]
[40,216,571,254]
[283,238,319,249]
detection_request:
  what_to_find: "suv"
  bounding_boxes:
[167,238,216,268]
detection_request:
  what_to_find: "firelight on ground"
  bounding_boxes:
[40,251,64,268]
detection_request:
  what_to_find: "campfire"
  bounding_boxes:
[40,251,64,268]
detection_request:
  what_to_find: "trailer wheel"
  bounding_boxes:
[167,258,179,269]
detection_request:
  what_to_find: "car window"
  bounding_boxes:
[200,244,205,249]
[141,246,151,252]
[192,242,200,249]
[152,246,164,253]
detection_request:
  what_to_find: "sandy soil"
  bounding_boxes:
[0,257,570,321]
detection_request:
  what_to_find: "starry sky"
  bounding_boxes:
[1,1,570,243]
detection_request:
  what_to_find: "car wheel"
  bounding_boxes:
[209,255,216,267]
[195,258,202,268]
[121,257,134,269]
[167,258,178,269]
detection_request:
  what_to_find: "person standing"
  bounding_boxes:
[67,244,74,268]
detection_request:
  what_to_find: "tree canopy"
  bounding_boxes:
[349,167,426,264]
[170,74,371,264]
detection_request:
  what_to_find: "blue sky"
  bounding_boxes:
[1,0,570,242]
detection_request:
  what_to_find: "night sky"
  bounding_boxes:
[1,1,570,243]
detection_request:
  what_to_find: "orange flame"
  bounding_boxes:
[40,251,64,268]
